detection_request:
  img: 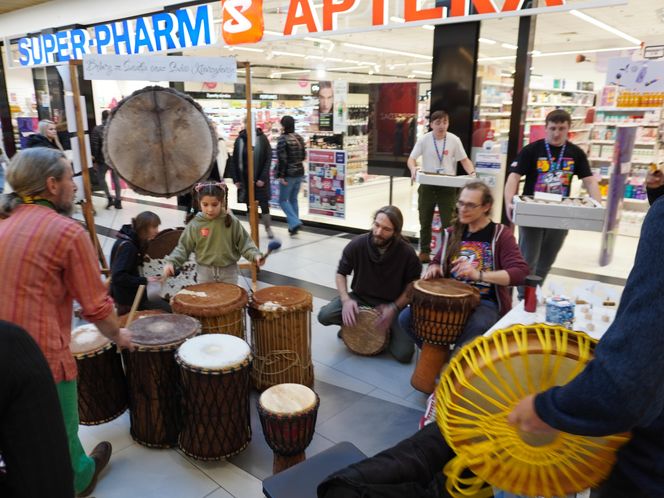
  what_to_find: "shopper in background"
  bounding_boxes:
[508,173,664,498]
[25,119,64,151]
[399,181,528,353]
[276,115,306,235]
[0,147,133,497]
[91,110,122,209]
[407,110,477,264]
[318,206,422,364]
[110,211,171,316]
[0,321,74,498]
[232,124,275,239]
[504,109,601,296]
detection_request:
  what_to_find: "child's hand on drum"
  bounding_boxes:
[114,327,135,352]
[341,298,359,327]
[162,263,175,280]
[424,264,442,280]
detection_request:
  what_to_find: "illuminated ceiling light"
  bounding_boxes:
[569,10,641,45]
[327,65,372,72]
[230,46,264,53]
[532,45,640,58]
[277,69,312,75]
[479,37,497,45]
[273,50,307,58]
[477,55,517,61]
[390,16,405,23]
[316,66,326,78]
[342,42,432,60]
[413,70,432,76]
[422,25,435,31]
[530,50,542,56]
[327,41,336,53]
[501,43,518,50]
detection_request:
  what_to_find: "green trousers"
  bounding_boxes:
[56,380,96,494]
[417,185,457,254]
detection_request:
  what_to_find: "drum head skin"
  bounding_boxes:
[71,324,110,355]
[177,334,251,371]
[414,278,478,298]
[128,314,201,349]
[171,282,248,317]
[341,308,388,356]
[436,324,630,497]
[103,86,217,197]
[259,383,317,415]
[251,286,312,311]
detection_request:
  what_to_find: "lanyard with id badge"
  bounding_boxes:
[539,141,567,194]
[433,134,447,174]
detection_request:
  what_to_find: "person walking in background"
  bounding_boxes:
[232,124,275,239]
[503,109,601,296]
[91,110,122,209]
[407,110,476,264]
[25,119,64,151]
[276,115,306,235]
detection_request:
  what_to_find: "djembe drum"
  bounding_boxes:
[437,324,630,498]
[258,383,320,474]
[118,309,166,328]
[171,282,248,338]
[341,307,388,356]
[249,286,314,391]
[70,324,128,425]
[176,334,252,460]
[124,314,201,447]
[103,86,217,197]
[410,278,480,394]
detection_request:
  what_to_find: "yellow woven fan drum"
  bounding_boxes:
[436,324,630,498]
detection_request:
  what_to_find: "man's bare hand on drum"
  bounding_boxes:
[113,328,135,352]
[374,303,397,332]
[341,298,359,327]
[507,394,557,435]
[424,264,442,280]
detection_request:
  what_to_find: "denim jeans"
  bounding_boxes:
[398,300,500,355]
[279,176,303,230]
[517,226,568,298]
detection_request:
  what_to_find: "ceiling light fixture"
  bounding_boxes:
[229,46,264,53]
[501,43,519,50]
[569,10,641,45]
[532,45,640,58]
[479,37,497,45]
[342,42,432,60]
[389,16,405,23]
[327,65,372,72]
[413,70,432,76]
[316,66,326,78]
[273,50,307,58]
[264,30,283,37]
[304,36,333,44]
[422,25,435,31]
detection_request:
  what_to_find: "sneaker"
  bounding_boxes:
[114,199,123,209]
[77,441,112,497]
[419,252,431,264]
[288,224,302,236]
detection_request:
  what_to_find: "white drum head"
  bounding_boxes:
[70,324,110,355]
[178,334,251,371]
[259,383,317,415]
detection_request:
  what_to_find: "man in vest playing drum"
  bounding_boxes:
[318,206,422,363]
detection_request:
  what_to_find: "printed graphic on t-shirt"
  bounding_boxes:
[451,241,493,296]
[200,227,210,238]
[535,156,575,196]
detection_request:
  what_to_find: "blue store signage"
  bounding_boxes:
[17,4,215,67]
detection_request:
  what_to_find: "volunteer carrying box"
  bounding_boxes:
[512,194,606,232]
[416,171,475,188]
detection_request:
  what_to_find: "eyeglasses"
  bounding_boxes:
[194,181,226,193]
[456,200,482,210]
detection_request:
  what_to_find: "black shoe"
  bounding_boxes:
[77,441,112,497]
[105,197,114,209]
[288,224,302,236]
[114,199,122,209]
[337,328,343,339]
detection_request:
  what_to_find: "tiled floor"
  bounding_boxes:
[71,186,635,498]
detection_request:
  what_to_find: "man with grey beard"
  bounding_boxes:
[0,148,132,497]
[318,205,422,363]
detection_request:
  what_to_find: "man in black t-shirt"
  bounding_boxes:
[504,110,601,295]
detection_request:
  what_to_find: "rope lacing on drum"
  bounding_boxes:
[436,324,631,498]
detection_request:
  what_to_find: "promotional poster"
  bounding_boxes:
[317,81,334,131]
[308,149,346,218]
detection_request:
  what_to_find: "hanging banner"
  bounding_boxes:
[606,58,664,91]
[308,149,346,218]
[82,54,237,83]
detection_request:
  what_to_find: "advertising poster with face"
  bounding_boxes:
[308,149,346,218]
[317,81,334,131]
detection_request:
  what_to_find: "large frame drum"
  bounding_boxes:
[124,314,201,447]
[249,286,314,391]
[340,307,388,356]
[410,278,480,394]
[437,324,630,497]
[71,324,127,425]
[176,334,252,460]
[171,282,248,338]
[258,383,320,474]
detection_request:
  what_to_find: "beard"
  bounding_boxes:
[55,200,74,217]
[372,234,394,248]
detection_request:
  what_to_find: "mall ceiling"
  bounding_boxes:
[0,0,50,15]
